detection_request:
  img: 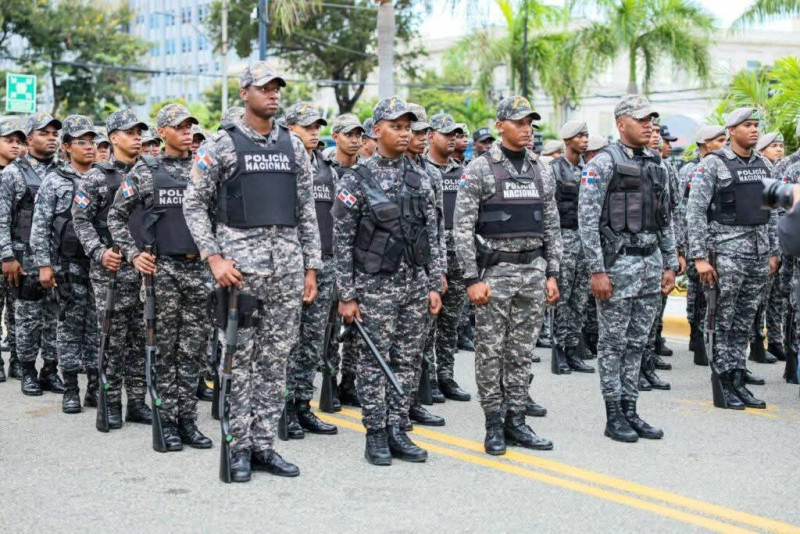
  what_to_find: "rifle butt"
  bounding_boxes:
[151,407,167,453]
[278,404,289,441]
[96,387,110,433]
[319,371,335,414]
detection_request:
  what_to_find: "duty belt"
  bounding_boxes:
[489,249,543,266]
[620,245,657,257]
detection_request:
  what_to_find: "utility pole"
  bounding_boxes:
[221,0,229,113]
[377,0,395,98]
[521,0,529,99]
[258,0,268,60]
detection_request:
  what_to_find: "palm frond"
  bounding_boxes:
[732,0,800,28]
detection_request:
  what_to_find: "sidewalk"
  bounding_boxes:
[663,295,689,339]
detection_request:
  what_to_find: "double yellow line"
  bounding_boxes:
[314,404,800,533]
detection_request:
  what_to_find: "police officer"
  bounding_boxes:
[190,125,207,157]
[94,131,111,163]
[455,96,561,456]
[358,118,377,160]
[687,107,779,410]
[330,114,364,169]
[472,128,495,157]
[550,120,594,374]
[757,132,784,164]
[0,119,26,382]
[283,102,339,438]
[333,96,443,466]
[183,63,321,482]
[579,95,677,442]
[29,115,100,413]
[72,109,152,429]
[540,140,565,165]
[141,127,163,157]
[0,113,63,396]
[452,125,470,165]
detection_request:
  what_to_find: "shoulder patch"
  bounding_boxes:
[336,189,357,209]
[121,179,136,199]
[457,174,469,188]
[74,190,90,209]
[195,147,214,171]
[580,169,596,184]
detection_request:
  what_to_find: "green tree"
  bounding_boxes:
[733,0,800,27]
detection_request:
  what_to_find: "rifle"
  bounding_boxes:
[96,245,120,433]
[277,390,290,441]
[705,251,725,407]
[219,288,239,483]
[693,274,709,366]
[748,302,769,363]
[339,319,405,396]
[143,246,167,452]
[210,286,227,421]
[550,306,568,375]
[318,299,340,414]
[784,294,798,385]
[600,227,626,270]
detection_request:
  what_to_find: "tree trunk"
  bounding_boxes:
[377,0,395,98]
[50,63,60,116]
[627,45,638,94]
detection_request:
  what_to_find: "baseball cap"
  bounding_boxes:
[0,118,27,139]
[240,61,286,89]
[332,114,364,134]
[408,103,430,131]
[373,96,417,124]
[27,112,62,134]
[496,96,541,121]
[362,118,377,139]
[660,124,678,142]
[473,127,495,143]
[156,103,198,128]
[614,94,659,119]
[285,102,327,127]
[106,109,148,135]
[429,113,463,134]
[60,115,96,141]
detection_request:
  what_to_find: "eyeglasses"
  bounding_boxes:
[70,139,95,148]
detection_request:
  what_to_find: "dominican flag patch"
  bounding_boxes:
[121,180,135,198]
[580,170,596,184]
[74,191,90,209]
[337,189,357,208]
[458,174,469,188]
[195,147,213,171]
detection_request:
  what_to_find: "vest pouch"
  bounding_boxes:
[409,227,431,267]
[13,274,46,302]
[12,209,33,243]
[54,217,85,259]
[608,192,627,232]
[626,192,643,233]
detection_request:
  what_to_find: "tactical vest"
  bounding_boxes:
[217,124,298,229]
[352,158,432,275]
[707,150,770,226]
[600,144,671,234]
[139,156,199,256]
[52,169,88,261]
[312,151,335,255]
[551,156,580,230]
[477,154,544,239]
[439,165,462,230]
[92,161,144,249]
[10,158,42,244]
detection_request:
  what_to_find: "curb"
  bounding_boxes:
[663,314,689,339]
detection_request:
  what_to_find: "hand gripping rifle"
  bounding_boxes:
[318,298,340,414]
[143,246,167,452]
[96,245,120,433]
[339,319,405,397]
[219,288,239,483]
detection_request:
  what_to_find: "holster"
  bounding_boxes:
[213,287,262,329]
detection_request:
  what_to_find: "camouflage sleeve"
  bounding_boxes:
[331,170,365,302]
[0,167,21,259]
[658,207,678,271]
[454,157,489,280]
[667,164,686,255]
[539,161,562,277]
[184,139,224,261]
[686,156,718,260]
[291,135,323,271]
[29,172,58,268]
[424,165,446,282]
[764,159,779,256]
[424,170,443,293]
[72,168,110,264]
[578,153,612,274]
[108,161,150,263]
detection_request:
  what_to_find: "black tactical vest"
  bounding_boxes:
[551,156,580,230]
[139,156,199,256]
[312,151,335,255]
[10,158,42,244]
[707,150,770,226]
[52,169,88,261]
[439,165,462,230]
[92,161,144,249]
[477,154,544,239]
[352,158,432,275]
[600,144,671,234]
[217,124,298,229]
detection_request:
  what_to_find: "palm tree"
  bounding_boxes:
[733,0,800,28]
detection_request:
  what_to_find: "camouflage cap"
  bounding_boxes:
[27,112,62,134]
[156,103,198,128]
[429,113,463,134]
[106,108,148,135]
[372,96,417,124]
[473,127,495,142]
[559,120,588,140]
[60,115,96,141]
[332,113,364,134]
[141,126,162,144]
[459,123,469,135]
[0,118,26,138]
[362,118,377,139]
[496,96,541,121]
[725,107,760,128]
[614,94,659,120]
[660,124,678,142]
[586,135,608,152]
[408,103,430,131]
[756,131,784,152]
[190,124,208,139]
[222,106,244,125]
[694,124,726,144]
[240,61,286,89]
[285,102,327,127]
[541,139,565,156]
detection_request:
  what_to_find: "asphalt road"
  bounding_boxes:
[1,336,799,533]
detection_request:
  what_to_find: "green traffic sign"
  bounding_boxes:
[5,73,36,113]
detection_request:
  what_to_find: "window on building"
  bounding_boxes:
[182,37,192,53]
[198,64,207,73]
[149,13,159,29]
[165,40,175,55]
[165,10,176,26]
[746,60,761,71]
[181,7,192,24]
[198,5,208,22]
[151,44,160,57]
[197,36,208,51]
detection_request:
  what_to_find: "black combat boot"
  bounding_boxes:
[21,362,42,396]
[430,378,445,403]
[749,337,777,364]
[768,342,786,362]
[503,411,553,450]
[196,377,213,401]
[745,369,765,385]
[732,369,766,409]
[653,354,672,371]
[285,399,304,439]
[84,371,99,408]
[711,371,745,410]
[365,428,392,466]
[583,331,598,359]
[439,377,471,401]
[38,362,65,393]
[604,400,638,442]
[525,395,547,417]
[638,372,652,391]
[230,449,252,482]
[8,354,22,379]
[565,346,595,373]
[126,399,153,424]
[655,337,673,357]
[409,402,445,426]
[252,449,300,477]
[688,322,698,352]
[484,411,506,455]
[338,373,361,407]
[387,424,428,462]
[620,399,663,439]
[296,399,338,434]
[178,418,213,448]
[62,372,81,414]
[108,401,123,429]
[693,327,709,366]
[642,360,670,390]
[161,423,184,452]
[0,355,5,382]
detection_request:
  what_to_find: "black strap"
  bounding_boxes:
[621,245,657,257]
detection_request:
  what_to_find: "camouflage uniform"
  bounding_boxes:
[183,67,321,456]
[678,157,702,326]
[780,161,800,353]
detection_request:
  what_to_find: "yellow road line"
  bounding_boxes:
[316,403,800,533]
[674,399,781,420]
[663,314,690,339]
[317,413,755,534]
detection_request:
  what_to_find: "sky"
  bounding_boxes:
[419,0,794,39]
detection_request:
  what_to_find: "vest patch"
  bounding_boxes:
[155,187,185,207]
[313,183,332,202]
[243,152,291,172]
[501,180,539,199]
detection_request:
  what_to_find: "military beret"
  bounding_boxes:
[559,120,588,140]
[496,96,541,121]
[473,127,494,143]
[60,115,96,142]
[373,96,417,124]
[157,103,198,129]
[586,135,608,152]
[756,131,784,153]
[106,109,148,135]
[614,94,659,119]
[694,125,726,145]
[285,102,327,127]
[240,61,286,89]
[0,118,27,139]
[541,139,565,156]
[725,107,760,128]
[332,114,364,134]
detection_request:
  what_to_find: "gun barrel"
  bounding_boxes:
[353,320,405,396]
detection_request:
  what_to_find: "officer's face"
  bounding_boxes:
[0,134,22,163]
[497,116,533,151]
[729,120,759,150]
[95,143,110,162]
[290,122,323,152]
[333,129,363,157]
[661,140,671,158]
[429,130,456,156]
[160,119,194,154]
[473,138,493,155]
[142,142,161,156]
[705,135,726,152]
[454,131,469,152]
[761,142,785,163]
[648,126,662,150]
[28,125,60,158]
[408,129,428,155]
[110,126,143,159]
[374,116,411,158]
[617,115,653,147]
[359,137,377,158]
[241,81,281,119]
[566,133,589,154]
[65,134,97,166]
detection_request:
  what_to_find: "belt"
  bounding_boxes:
[495,249,543,265]
[621,245,657,257]
[168,254,199,260]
